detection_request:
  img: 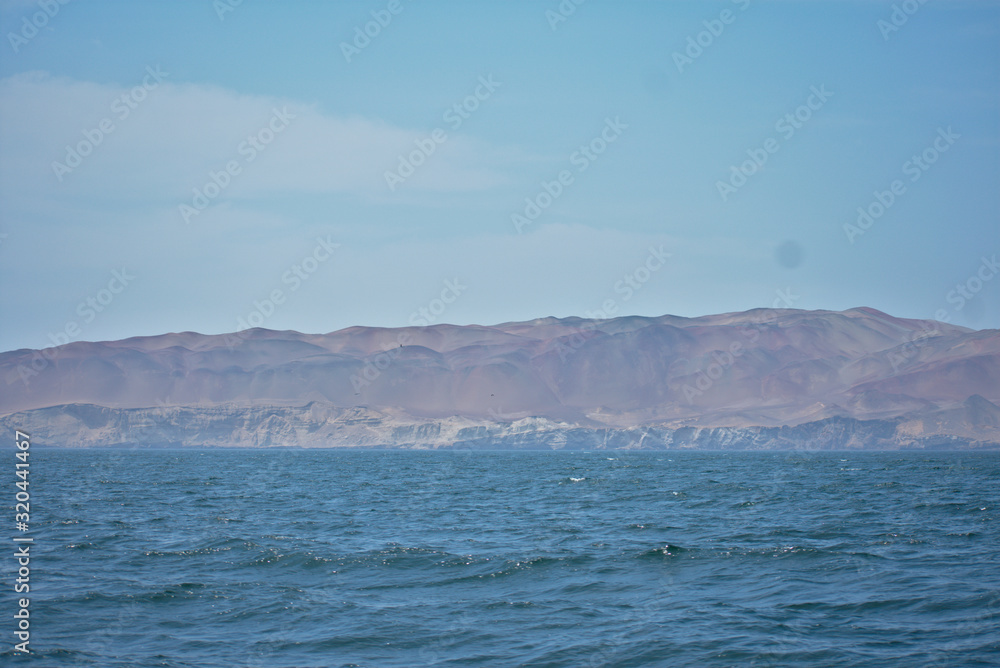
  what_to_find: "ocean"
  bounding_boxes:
[5,449,999,667]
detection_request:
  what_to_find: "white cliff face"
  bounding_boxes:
[1,308,998,448]
[1,399,997,450]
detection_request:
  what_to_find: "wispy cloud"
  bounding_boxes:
[0,71,519,218]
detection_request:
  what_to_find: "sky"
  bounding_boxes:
[0,0,997,353]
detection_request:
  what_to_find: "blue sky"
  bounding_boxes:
[0,0,997,352]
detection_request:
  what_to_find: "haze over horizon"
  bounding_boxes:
[1,304,991,355]
[1,0,998,354]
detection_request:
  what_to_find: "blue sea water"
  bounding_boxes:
[4,449,999,667]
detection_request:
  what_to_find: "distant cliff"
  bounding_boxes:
[1,400,996,450]
[2,308,999,449]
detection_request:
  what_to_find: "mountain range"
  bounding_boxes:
[2,307,998,449]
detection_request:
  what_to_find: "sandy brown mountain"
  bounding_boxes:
[2,307,998,448]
